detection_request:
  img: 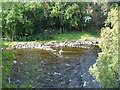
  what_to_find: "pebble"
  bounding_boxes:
[13,60,17,64]
[65,64,70,66]
[83,81,87,86]
[53,72,61,75]
[12,40,99,50]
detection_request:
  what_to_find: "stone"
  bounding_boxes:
[12,39,99,50]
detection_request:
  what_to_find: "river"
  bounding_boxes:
[8,45,101,88]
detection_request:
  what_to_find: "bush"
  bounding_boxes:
[22,34,43,41]
[42,29,56,40]
[89,5,119,88]
[1,41,17,88]
[17,29,56,41]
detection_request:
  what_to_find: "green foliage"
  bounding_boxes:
[15,29,56,41]
[2,2,90,41]
[1,41,17,88]
[89,5,119,88]
[85,2,108,29]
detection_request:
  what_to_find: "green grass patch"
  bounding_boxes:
[51,29,100,41]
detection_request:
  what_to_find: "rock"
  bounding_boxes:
[12,39,99,50]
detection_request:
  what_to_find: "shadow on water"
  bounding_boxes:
[6,45,101,88]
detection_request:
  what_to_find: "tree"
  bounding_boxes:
[2,2,25,40]
[2,2,90,41]
[89,4,119,88]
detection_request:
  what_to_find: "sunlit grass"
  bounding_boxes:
[51,29,100,41]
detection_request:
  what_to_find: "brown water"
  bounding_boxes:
[8,45,101,88]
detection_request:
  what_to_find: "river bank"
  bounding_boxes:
[11,39,99,50]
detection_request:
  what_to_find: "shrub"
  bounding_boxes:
[17,29,56,41]
[89,5,119,88]
[1,41,17,88]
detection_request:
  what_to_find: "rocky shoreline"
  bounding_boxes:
[12,39,99,50]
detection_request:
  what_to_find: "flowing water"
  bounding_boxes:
[8,45,101,88]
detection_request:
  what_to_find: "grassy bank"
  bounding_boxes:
[4,29,100,46]
[52,30,100,41]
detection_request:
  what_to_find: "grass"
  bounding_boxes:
[4,29,100,46]
[52,30,100,41]
[41,29,100,43]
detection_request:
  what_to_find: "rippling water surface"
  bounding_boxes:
[8,45,101,88]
